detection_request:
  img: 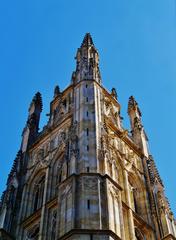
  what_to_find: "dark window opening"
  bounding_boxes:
[63,99,67,108]
[87,200,90,209]
[87,145,89,151]
[34,189,39,211]
[86,97,89,102]
[87,111,89,117]
[67,142,70,156]
[133,191,139,214]
[87,128,89,136]
[59,170,62,183]
[87,167,90,172]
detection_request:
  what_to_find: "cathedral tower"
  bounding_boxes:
[0,33,175,240]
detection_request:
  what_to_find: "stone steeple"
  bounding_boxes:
[73,33,101,84]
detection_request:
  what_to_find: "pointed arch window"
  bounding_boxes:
[33,175,45,212]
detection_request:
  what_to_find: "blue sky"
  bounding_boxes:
[0,0,175,214]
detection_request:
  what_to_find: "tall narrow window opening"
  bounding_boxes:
[87,200,90,209]
[33,175,45,212]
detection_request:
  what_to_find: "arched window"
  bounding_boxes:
[27,226,39,240]
[33,175,45,212]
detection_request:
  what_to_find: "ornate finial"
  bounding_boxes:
[31,92,43,112]
[111,88,118,100]
[54,85,61,98]
[128,96,141,116]
[81,33,94,48]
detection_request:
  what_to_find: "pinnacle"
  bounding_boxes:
[54,85,61,98]
[128,95,141,116]
[32,92,43,111]
[81,33,94,48]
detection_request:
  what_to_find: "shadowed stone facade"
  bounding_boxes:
[0,33,176,240]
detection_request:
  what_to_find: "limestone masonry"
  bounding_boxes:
[0,33,175,240]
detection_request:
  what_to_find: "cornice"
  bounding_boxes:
[56,172,123,191]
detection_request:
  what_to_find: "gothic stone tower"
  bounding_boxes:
[0,33,176,240]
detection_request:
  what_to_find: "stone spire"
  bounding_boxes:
[74,33,101,84]
[128,96,149,157]
[81,33,94,48]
